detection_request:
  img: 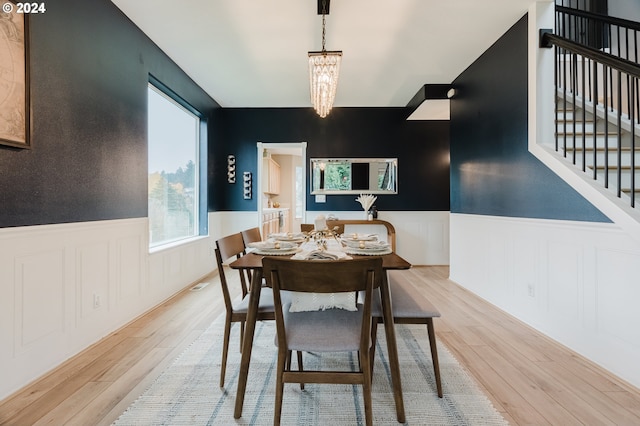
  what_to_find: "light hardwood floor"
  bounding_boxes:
[2,266,640,425]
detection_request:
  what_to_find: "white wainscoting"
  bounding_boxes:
[212,210,450,265]
[0,218,215,400]
[304,211,450,265]
[0,210,448,400]
[210,211,259,243]
[450,213,640,388]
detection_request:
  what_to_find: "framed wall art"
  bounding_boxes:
[0,1,30,149]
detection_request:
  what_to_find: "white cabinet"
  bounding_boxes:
[262,158,281,195]
[280,209,289,233]
[262,210,279,237]
[261,208,290,236]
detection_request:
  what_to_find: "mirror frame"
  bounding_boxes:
[310,158,398,195]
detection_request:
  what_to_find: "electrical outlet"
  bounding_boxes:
[527,284,535,297]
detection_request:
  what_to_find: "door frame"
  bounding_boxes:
[257,142,307,233]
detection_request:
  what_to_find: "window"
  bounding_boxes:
[148,82,201,248]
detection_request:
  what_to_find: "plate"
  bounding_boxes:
[343,247,392,256]
[341,240,389,249]
[248,241,297,250]
[253,247,301,256]
[341,234,378,242]
[270,233,306,243]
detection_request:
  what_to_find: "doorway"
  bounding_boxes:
[257,142,307,236]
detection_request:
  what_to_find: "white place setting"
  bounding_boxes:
[246,241,301,255]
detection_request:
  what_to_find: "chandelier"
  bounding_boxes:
[308,1,342,118]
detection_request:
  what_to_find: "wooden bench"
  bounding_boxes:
[370,270,443,397]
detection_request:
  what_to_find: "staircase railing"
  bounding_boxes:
[541,6,640,208]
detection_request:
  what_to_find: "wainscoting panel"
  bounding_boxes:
[450,213,640,388]
[0,218,215,401]
[14,249,65,354]
[210,211,258,243]
[77,242,110,320]
[546,241,582,323]
[117,235,143,302]
[595,248,640,347]
[163,248,183,290]
[487,234,509,304]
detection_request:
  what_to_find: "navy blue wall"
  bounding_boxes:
[450,14,610,222]
[211,108,450,212]
[0,0,219,228]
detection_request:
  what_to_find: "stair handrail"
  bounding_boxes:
[555,5,640,34]
[540,27,640,209]
[541,32,640,79]
[555,5,640,66]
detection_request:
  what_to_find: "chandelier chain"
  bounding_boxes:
[322,14,326,52]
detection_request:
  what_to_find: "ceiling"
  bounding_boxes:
[110,0,534,110]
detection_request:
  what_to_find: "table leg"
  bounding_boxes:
[380,271,406,423]
[233,269,263,418]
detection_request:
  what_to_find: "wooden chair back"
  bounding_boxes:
[263,257,382,352]
[215,233,249,311]
[241,227,262,245]
[327,223,345,235]
[300,224,314,232]
[264,257,381,294]
[300,223,345,235]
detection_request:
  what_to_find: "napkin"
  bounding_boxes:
[247,241,296,250]
[268,232,305,239]
[342,233,378,241]
[291,249,351,260]
[341,240,389,249]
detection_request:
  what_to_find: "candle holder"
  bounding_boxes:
[303,226,342,251]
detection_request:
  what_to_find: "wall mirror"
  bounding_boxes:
[310,158,398,195]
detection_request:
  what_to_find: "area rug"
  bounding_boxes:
[113,316,507,425]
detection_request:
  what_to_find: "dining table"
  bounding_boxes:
[229,243,411,423]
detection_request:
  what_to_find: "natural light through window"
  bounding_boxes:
[148,83,200,248]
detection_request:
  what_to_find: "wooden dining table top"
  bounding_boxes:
[230,250,411,270]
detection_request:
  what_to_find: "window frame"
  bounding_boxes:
[147,77,207,250]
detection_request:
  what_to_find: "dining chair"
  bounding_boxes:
[241,226,262,245]
[300,223,314,232]
[301,223,345,235]
[262,256,383,426]
[240,227,264,286]
[370,270,443,397]
[215,232,277,388]
[327,220,344,235]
